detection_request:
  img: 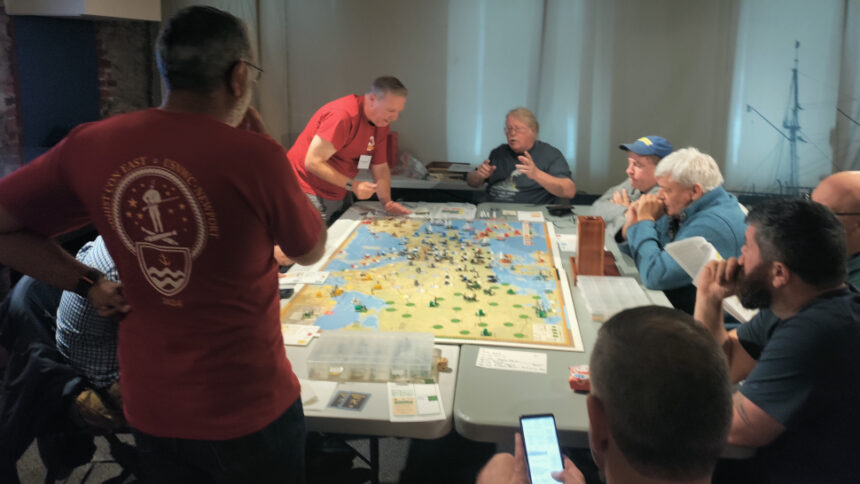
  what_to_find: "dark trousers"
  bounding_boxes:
[132,399,306,484]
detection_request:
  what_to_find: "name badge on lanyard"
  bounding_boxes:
[357,154,372,170]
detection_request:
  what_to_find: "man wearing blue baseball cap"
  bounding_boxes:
[592,135,673,238]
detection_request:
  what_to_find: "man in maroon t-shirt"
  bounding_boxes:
[0,7,325,483]
[287,76,412,224]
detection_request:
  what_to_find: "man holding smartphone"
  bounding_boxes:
[477,306,732,483]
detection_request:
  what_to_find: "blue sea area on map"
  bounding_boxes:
[314,290,385,330]
[459,219,548,262]
[491,266,552,293]
[313,218,568,330]
[344,226,403,259]
[327,225,408,271]
[322,276,347,287]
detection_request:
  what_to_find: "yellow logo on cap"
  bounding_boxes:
[638,137,653,146]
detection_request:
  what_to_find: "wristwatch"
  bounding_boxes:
[74,268,103,299]
[344,179,354,191]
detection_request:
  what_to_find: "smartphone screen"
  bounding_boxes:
[520,414,564,484]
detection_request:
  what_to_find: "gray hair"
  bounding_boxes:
[506,107,539,135]
[590,306,732,481]
[156,6,252,93]
[368,76,408,98]
[655,147,724,191]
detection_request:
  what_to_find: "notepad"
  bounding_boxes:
[665,237,758,323]
[578,276,652,322]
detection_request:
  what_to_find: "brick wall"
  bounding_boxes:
[0,15,157,173]
[95,21,159,119]
[0,5,22,175]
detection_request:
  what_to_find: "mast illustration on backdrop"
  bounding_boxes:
[745,41,805,195]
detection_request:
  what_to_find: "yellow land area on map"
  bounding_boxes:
[281,217,573,348]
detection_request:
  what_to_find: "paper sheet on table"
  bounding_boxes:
[279,271,329,286]
[665,236,758,323]
[446,164,474,173]
[553,234,608,254]
[281,324,319,345]
[555,233,578,252]
[517,211,545,222]
[388,382,445,421]
[299,378,338,411]
[405,203,477,220]
[475,347,547,374]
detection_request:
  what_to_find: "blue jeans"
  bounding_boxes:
[132,399,306,484]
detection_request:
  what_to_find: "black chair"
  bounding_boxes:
[0,276,137,483]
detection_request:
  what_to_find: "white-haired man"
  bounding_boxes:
[467,107,576,204]
[621,147,746,314]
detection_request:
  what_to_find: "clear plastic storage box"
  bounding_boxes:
[307,331,438,383]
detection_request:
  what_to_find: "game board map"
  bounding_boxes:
[281,216,583,352]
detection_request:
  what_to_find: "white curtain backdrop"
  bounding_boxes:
[725,0,847,194]
[161,0,860,195]
[835,0,860,172]
[444,0,544,164]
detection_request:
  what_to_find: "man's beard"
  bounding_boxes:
[737,262,773,309]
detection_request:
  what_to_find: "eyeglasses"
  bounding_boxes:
[800,192,860,216]
[504,126,528,135]
[243,60,264,81]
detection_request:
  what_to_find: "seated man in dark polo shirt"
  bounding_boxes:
[466,107,576,204]
[696,198,860,483]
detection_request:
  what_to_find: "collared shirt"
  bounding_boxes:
[56,236,119,389]
[288,94,390,200]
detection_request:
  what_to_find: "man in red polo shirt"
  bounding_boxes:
[288,76,412,224]
[0,6,325,483]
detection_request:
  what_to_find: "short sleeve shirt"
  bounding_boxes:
[56,236,120,389]
[737,287,860,482]
[485,141,571,204]
[0,108,323,440]
[288,94,389,200]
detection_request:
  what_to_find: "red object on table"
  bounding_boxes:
[575,216,605,277]
[569,365,590,392]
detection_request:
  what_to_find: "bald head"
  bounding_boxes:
[812,171,860,255]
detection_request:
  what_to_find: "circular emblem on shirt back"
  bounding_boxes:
[109,165,208,297]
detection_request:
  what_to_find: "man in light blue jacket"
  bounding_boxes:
[620,147,746,314]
